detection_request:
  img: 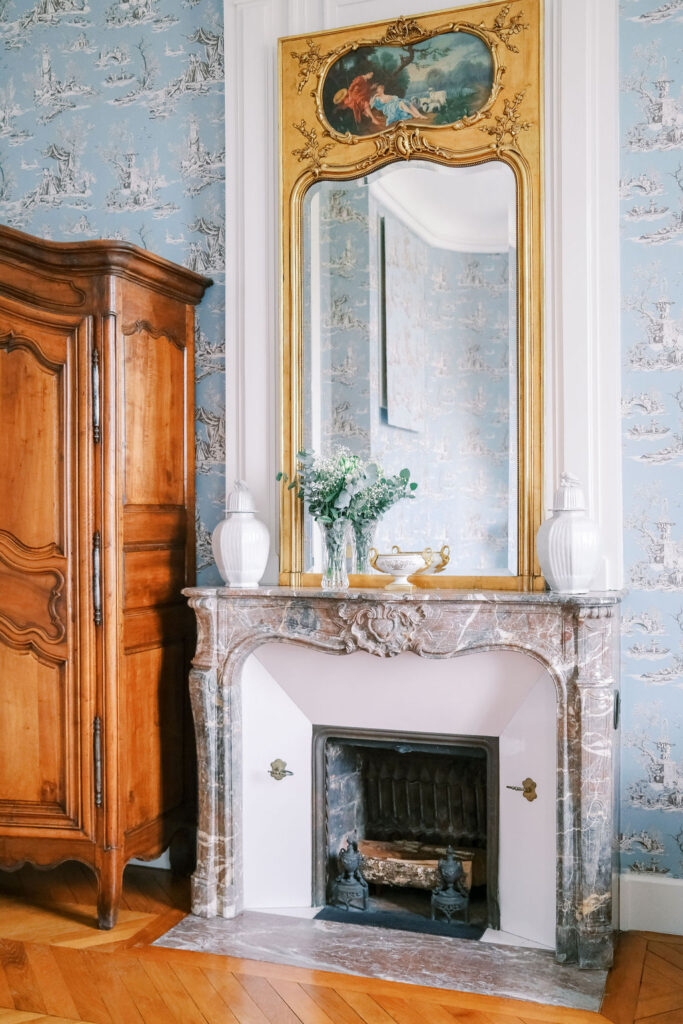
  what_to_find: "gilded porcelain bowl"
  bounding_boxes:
[369,546,433,590]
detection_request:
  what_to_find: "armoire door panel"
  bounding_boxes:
[123,547,186,611]
[122,326,187,507]
[0,331,67,552]
[0,552,67,647]
[0,298,92,837]
[0,645,80,827]
[123,643,186,832]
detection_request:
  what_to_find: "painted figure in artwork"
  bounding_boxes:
[333,72,384,128]
[322,30,494,137]
[369,83,421,125]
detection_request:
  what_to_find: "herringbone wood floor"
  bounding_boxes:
[0,866,680,1024]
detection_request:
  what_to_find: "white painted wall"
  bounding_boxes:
[498,677,557,946]
[224,0,622,589]
[242,646,556,946]
[242,656,313,908]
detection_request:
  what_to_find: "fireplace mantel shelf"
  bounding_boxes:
[184,585,623,970]
[186,585,623,605]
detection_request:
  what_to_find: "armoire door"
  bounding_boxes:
[0,296,94,841]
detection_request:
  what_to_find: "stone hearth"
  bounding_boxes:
[185,586,622,970]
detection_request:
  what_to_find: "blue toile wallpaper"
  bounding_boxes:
[0,0,225,586]
[619,0,683,878]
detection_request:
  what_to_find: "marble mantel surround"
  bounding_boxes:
[184,586,622,970]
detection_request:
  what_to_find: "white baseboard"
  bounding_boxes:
[620,874,683,935]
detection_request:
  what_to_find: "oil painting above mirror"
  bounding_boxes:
[302,160,518,577]
[280,0,543,589]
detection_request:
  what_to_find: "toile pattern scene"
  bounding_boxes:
[0,0,226,585]
[619,0,683,879]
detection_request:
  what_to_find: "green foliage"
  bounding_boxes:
[276,447,418,525]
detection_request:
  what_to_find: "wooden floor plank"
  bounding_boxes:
[170,962,241,1024]
[601,932,648,1024]
[203,967,274,1024]
[0,1013,55,1023]
[0,942,47,1017]
[634,1012,683,1024]
[642,950,683,989]
[0,961,16,1011]
[83,951,146,1024]
[237,974,303,1024]
[645,942,683,973]
[333,990,400,1024]
[138,957,211,1024]
[635,989,683,1020]
[49,947,114,1024]
[300,983,367,1024]
[113,952,186,1024]
[373,994,458,1024]
[19,947,80,1022]
[269,980,337,1024]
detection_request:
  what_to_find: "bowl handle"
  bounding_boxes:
[433,544,451,574]
[369,547,379,570]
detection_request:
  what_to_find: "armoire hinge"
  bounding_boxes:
[92,531,102,626]
[91,348,100,444]
[93,716,102,808]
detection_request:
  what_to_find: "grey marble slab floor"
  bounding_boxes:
[154,911,608,1011]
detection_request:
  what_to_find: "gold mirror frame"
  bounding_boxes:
[279,0,543,590]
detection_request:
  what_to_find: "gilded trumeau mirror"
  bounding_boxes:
[279,0,543,590]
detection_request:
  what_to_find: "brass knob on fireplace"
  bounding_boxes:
[268,758,294,781]
[506,777,537,801]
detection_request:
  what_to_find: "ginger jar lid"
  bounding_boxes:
[226,480,256,513]
[552,472,586,512]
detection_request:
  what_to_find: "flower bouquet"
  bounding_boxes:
[278,448,418,587]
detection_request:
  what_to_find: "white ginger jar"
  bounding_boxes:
[536,473,601,594]
[212,481,270,588]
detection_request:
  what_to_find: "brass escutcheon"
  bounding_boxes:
[506,777,537,802]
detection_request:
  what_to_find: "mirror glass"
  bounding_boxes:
[302,159,518,577]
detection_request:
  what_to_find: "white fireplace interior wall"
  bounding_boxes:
[241,646,556,948]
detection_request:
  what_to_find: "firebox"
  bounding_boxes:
[312,727,500,933]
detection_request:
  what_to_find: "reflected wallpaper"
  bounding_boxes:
[620,0,683,877]
[0,0,226,585]
[303,178,515,574]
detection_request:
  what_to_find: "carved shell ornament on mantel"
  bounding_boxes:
[288,6,533,176]
[337,602,427,657]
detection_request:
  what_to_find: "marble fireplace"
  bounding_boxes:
[185,586,622,970]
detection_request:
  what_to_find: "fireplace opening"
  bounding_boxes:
[312,728,499,939]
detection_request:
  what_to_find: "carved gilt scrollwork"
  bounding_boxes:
[479,90,531,149]
[291,38,335,94]
[490,4,529,51]
[287,6,535,175]
[291,120,334,176]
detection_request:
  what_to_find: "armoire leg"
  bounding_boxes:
[96,851,123,930]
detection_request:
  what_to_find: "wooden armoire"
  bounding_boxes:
[0,225,211,928]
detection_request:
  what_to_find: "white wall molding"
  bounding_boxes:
[224,0,623,587]
[543,0,622,588]
[620,875,683,935]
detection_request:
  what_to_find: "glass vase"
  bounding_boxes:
[352,518,379,575]
[319,518,350,590]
